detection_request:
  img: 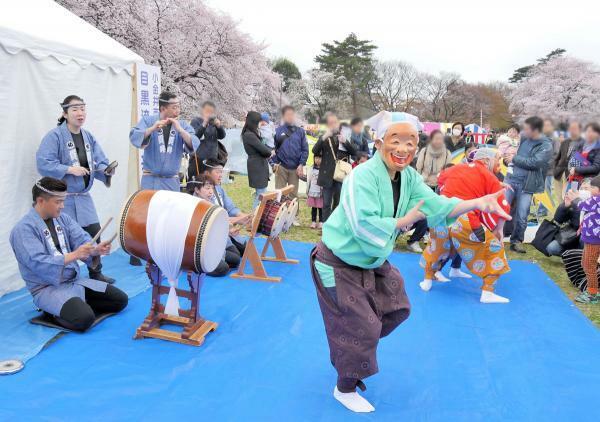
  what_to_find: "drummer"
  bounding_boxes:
[189,174,245,276]
[197,158,250,255]
[129,91,200,191]
[36,95,117,284]
[9,177,128,332]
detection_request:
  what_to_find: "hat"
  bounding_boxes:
[260,112,270,123]
[472,147,497,162]
[365,111,423,140]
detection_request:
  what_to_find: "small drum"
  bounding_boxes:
[280,195,298,233]
[119,190,229,273]
[255,199,289,239]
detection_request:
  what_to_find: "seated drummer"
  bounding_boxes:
[189,174,245,276]
[9,177,128,331]
[196,158,250,255]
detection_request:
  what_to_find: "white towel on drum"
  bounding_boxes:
[146,191,200,316]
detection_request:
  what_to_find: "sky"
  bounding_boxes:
[206,0,600,83]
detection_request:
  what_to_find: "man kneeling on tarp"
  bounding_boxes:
[10,177,127,331]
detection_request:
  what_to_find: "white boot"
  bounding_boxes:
[480,290,510,303]
[449,268,472,278]
[434,271,450,282]
[333,386,375,413]
[419,279,433,291]
[407,242,423,253]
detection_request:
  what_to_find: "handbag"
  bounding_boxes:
[556,226,578,247]
[328,138,352,182]
[531,219,560,257]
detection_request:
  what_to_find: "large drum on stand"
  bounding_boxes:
[119,190,229,274]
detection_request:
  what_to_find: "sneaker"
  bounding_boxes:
[406,242,423,253]
[318,222,323,229]
[310,222,317,229]
[575,291,600,304]
[509,242,526,254]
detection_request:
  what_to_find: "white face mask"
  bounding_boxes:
[452,129,462,137]
[579,190,591,201]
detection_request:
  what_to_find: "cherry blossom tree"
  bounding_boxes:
[510,56,600,122]
[57,0,281,123]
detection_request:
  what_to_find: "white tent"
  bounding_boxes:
[0,0,144,296]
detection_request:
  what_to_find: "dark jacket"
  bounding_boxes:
[444,135,467,153]
[242,130,272,189]
[509,136,554,193]
[554,137,583,180]
[572,141,600,178]
[190,117,226,161]
[273,124,309,169]
[350,131,370,157]
[312,134,357,188]
[554,202,581,231]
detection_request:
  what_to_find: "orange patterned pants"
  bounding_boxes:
[582,243,600,295]
[420,215,510,292]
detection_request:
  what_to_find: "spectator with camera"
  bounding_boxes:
[312,112,357,222]
[554,121,584,198]
[190,101,226,163]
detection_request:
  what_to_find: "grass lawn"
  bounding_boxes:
[224,175,600,327]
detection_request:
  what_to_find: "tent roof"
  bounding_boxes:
[0,0,144,74]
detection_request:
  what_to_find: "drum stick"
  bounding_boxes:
[88,217,113,245]
[105,232,118,245]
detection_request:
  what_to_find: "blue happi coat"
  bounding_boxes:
[130,114,200,191]
[9,208,108,316]
[36,122,110,227]
[212,185,244,248]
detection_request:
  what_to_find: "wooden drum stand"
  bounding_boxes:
[134,262,217,346]
[231,185,298,283]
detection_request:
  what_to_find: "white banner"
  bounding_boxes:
[135,64,161,181]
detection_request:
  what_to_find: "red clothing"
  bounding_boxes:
[438,161,510,231]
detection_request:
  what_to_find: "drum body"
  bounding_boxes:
[119,190,229,273]
[256,199,288,239]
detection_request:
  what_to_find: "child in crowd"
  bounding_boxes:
[575,174,600,304]
[352,151,369,168]
[307,154,324,229]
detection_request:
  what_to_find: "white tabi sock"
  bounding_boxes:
[333,386,375,413]
[434,271,450,282]
[419,279,433,291]
[449,268,472,278]
[480,290,510,303]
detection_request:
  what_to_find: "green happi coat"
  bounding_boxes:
[322,151,461,269]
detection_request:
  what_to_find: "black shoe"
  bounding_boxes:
[89,271,116,284]
[129,256,143,266]
[510,242,526,254]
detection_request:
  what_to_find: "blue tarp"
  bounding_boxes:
[1,240,599,421]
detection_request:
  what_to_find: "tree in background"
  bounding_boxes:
[315,33,377,116]
[287,70,349,123]
[57,0,281,123]
[509,48,566,83]
[366,60,424,113]
[272,58,302,92]
[510,55,600,122]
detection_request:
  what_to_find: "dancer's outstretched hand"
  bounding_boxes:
[477,189,511,220]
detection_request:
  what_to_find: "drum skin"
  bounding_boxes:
[119,190,222,273]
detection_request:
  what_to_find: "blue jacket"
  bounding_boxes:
[508,136,553,193]
[273,125,308,169]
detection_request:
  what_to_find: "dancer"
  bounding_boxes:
[420,148,512,303]
[310,114,511,413]
[37,95,117,284]
[9,178,127,331]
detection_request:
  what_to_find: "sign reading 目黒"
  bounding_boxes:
[135,64,161,181]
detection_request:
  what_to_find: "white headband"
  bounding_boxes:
[35,180,67,198]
